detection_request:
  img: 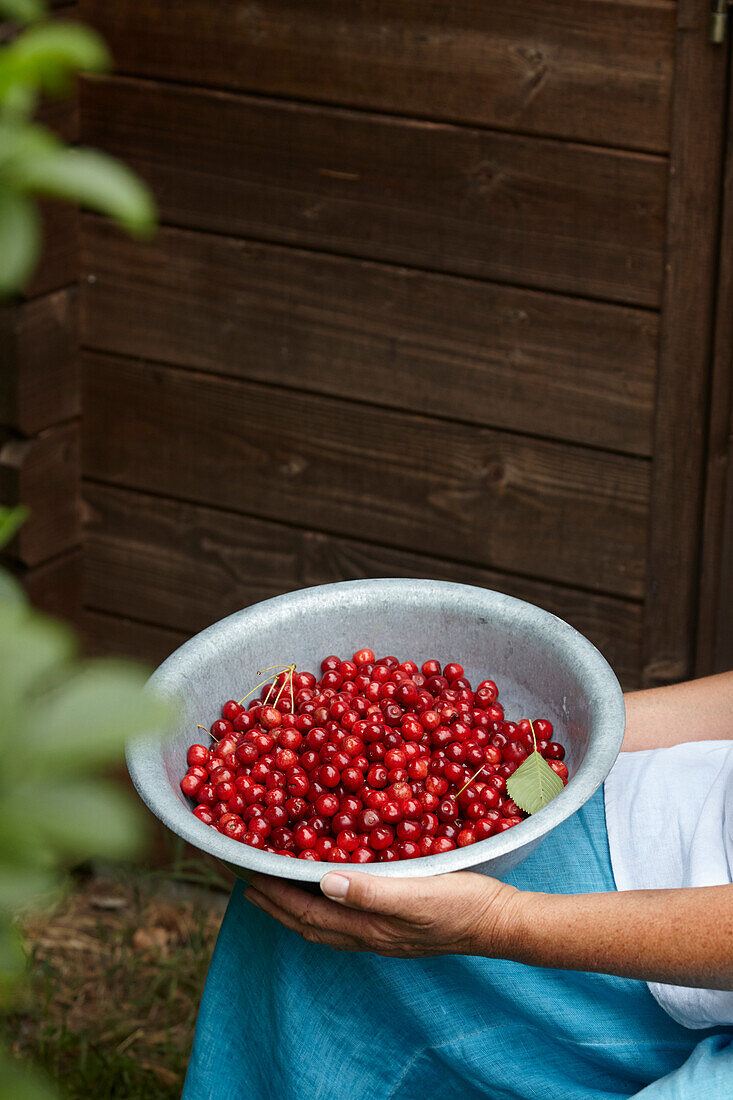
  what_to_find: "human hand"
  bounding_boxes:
[245,870,524,958]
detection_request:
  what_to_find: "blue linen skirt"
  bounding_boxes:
[183,788,732,1099]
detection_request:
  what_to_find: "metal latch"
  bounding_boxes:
[712,0,732,42]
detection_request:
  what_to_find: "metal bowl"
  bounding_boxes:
[127,579,625,883]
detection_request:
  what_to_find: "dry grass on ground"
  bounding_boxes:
[3,870,226,1099]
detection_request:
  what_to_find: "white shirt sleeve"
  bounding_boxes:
[603,741,733,1029]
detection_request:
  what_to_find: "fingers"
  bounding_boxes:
[319,869,479,917]
[320,871,425,914]
[248,874,377,941]
[245,887,360,951]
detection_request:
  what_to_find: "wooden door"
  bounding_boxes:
[77,0,729,688]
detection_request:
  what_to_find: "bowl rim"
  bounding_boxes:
[127,578,626,882]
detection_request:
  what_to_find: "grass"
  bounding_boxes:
[3,865,227,1099]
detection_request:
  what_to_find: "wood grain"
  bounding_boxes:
[696,57,733,676]
[82,351,650,597]
[83,482,642,687]
[0,422,81,566]
[24,202,77,299]
[642,0,728,686]
[80,76,668,306]
[0,288,79,435]
[17,549,82,625]
[81,220,658,456]
[82,609,187,666]
[80,0,675,153]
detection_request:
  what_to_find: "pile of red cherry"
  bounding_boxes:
[181,650,569,863]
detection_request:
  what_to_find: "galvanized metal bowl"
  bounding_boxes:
[127,579,625,883]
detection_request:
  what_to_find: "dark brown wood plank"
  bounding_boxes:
[81,76,667,307]
[0,288,79,435]
[82,351,650,597]
[641,0,728,686]
[696,57,733,676]
[83,482,642,687]
[16,549,82,625]
[0,422,81,566]
[82,609,187,666]
[25,202,77,299]
[80,0,675,154]
[81,220,658,456]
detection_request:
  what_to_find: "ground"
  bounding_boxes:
[3,864,228,1099]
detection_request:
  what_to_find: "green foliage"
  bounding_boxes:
[0,0,156,298]
[506,725,565,816]
[0,503,173,1099]
[0,2,163,1088]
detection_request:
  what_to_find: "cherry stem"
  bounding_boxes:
[273,664,296,709]
[238,674,278,706]
[455,762,487,800]
[198,722,217,743]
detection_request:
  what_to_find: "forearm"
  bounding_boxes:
[497,883,733,988]
[622,670,733,752]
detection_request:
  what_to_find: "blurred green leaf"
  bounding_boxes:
[8,146,156,234]
[0,1054,56,1100]
[20,781,147,861]
[0,22,109,103]
[0,185,39,294]
[0,569,25,605]
[0,121,59,170]
[0,865,57,914]
[0,602,73,712]
[23,661,172,772]
[0,812,57,876]
[0,0,45,25]
[0,504,29,549]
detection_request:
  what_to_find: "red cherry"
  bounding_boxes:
[318,764,340,788]
[369,825,395,851]
[210,719,233,739]
[397,840,421,859]
[357,808,381,832]
[396,819,421,842]
[351,848,376,863]
[337,829,359,853]
[503,740,528,765]
[380,800,403,825]
[181,772,203,797]
[457,828,476,847]
[187,744,210,767]
[315,792,340,817]
[367,765,389,789]
[315,836,336,858]
[353,648,375,666]
[243,831,265,849]
[294,824,318,850]
[378,847,400,862]
[437,798,458,822]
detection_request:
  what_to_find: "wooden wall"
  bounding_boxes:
[0,70,82,624]
[74,0,728,688]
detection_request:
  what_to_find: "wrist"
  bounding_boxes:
[470,879,541,959]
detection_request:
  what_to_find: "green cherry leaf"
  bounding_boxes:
[506,750,564,815]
